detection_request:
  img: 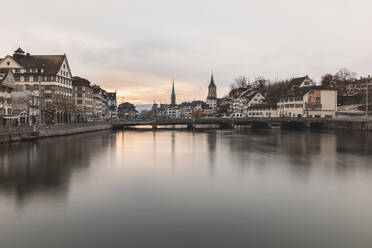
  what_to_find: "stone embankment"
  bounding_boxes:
[0,122,112,144]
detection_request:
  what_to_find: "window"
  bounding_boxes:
[7,108,11,115]
[77,100,82,104]
[15,68,20,73]
[77,93,82,98]
[25,76,29,82]
[47,76,51,81]
[315,97,321,102]
[25,85,30,91]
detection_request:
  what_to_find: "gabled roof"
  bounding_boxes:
[14,47,25,54]
[289,75,311,87]
[0,70,16,88]
[13,54,66,75]
[281,86,336,98]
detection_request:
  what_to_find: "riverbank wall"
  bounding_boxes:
[0,123,112,144]
[327,120,372,131]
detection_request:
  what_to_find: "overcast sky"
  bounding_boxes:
[1,0,372,104]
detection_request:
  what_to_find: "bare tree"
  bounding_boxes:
[335,68,357,81]
[234,75,249,88]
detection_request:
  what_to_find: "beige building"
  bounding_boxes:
[278,87,337,118]
[0,70,16,126]
[0,47,73,124]
[72,76,93,122]
[247,103,278,118]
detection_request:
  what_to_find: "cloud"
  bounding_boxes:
[1,0,372,104]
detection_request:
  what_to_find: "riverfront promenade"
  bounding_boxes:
[1,117,371,144]
[112,117,372,131]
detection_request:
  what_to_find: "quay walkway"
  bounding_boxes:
[112,117,372,131]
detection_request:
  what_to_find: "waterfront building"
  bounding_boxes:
[118,102,138,119]
[72,76,93,122]
[206,73,217,112]
[278,86,337,118]
[230,89,265,118]
[91,85,107,120]
[107,91,118,119]
[166,105,180,119]
[0,47,73,123]
[247,103,278,118]
[345,78,372,96]
[0,69,16,126]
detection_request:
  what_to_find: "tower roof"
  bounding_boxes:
[171,80,175,96]
[14,47,25,54]
[209,73,216,88]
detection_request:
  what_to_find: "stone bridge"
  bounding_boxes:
[112,117,336,130]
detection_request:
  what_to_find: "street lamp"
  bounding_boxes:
[367,75,370,119]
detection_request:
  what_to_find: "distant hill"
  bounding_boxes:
[135,104,153,112]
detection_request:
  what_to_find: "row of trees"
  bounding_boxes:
[229,68,360,100]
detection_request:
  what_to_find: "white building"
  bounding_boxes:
[0,47,73,124]
[166,106,181,119]
[0,69,16,126]
[231,89,265,118]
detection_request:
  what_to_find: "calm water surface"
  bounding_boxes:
[0,129,372,248]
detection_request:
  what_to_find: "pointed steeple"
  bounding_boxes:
[209,73,216,88]
[171,79,176,105]
[207,73,217,100]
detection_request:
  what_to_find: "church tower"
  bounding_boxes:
[207,73,217,99]
[171,80,176,106]
[206,73,217,111]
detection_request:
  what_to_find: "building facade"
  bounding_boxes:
[278,87,337,118]
[0,70,16,126]
[72,76,93,122]
[0,48,73,124]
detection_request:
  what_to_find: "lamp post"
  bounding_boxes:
[367,75,370,119]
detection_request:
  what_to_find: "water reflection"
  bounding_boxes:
[0,129,372,248]
[0,131,111,207]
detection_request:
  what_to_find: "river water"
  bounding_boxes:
[0,129,372,248]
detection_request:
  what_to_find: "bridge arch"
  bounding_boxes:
[309,122,328,130]
[281,121,308,130]
[251,121,271,129]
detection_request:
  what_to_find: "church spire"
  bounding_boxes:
[209,73,216,88]
[207,73,217,99]
[171,79,176,105]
